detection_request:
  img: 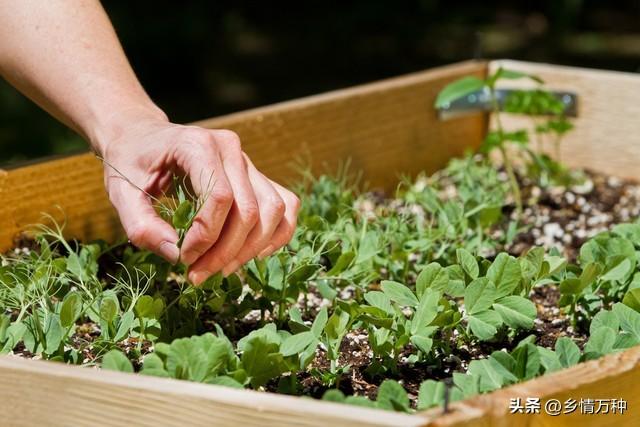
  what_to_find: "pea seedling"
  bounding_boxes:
[98,156,214,263]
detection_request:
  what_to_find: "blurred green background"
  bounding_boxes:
[1,0,639,165]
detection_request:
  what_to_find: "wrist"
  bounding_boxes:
[88,103,169,157]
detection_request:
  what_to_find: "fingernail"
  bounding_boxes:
[257,244,275,259]
[222,259,241,277]
[159,241,180,264]
[188,269,212,286]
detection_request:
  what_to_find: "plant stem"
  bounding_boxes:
[499,145,523,217]
[490,86,522,218]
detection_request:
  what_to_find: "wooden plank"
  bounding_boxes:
[8,60,640,427]
[418,344,640,426]
[488,60,640,180]
[0,356,423,427]
[0,60,487,252]
[410,59,640,427]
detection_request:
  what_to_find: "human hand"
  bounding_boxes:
[100,115,300,285]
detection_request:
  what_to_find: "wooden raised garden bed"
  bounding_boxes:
[1,60,640,426]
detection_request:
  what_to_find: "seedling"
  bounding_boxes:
[435,68,574,217]
[4,117,640,414]
[98,156,213,261]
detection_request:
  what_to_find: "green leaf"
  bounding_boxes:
[410,289,440,335]
[612,223,640,243]
[487,253,521,298]
[590,310,619,335]
[208,376,244,388]
[324,309,350,341]
[613,303,640,341]
[584,326,616,356]
[135,295,164,320]
[559,278,586,295]
[492,296,536,330]
[114,311,135,342]
[364,291,394,316]
[0,316,9,343]
[453,372,480,398]
[241,336,288,388]
[410,335,433,354]
[99,294,119,324]
[511,343,541,380]
[326,251,355,275]
[434,76,485,108]
[488,67,543,87]
[537,346,562,373]
[468,310,502,340]
[416,263,448,296]
[43,314,64,354]
[381,280,418,307]
[468,358,517,393]
[281,331,316,357]
[602,256,632,282]
[0,321,26,353]
[464,277,496,315]
[344,396,376,408]
[520,247,544,281]
[490,350,516,373]
[623,288,640,312]
[65,252,85,280]
[102,349,133,373]
[579,262,602,288]
[142,353,165,371]
[545,255,567,275]
[456,248,479,279]
[266,257,285,290]
[417,380,445,410]
[60,291,82,328]
[356,231,379,264]
[311,307,328,338]
[555,337,581,368]
[172,200,194,229]
[322,389,346,402]
[376,379,410,412]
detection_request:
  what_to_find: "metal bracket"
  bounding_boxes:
[437,88,578,121]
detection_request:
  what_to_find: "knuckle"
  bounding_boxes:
[268,195,286,217]
[215,129,241,148]
[289,194,301,212]
[211,188,233,206]
[181,127,211,146]
[241,200,260,226]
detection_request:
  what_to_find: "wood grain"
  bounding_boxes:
[3,60,640,426]
[418,344,640,426]
[489,60,640,180]
[0,356,422,427]
[0,60,487,252]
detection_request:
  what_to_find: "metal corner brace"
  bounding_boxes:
[437,88,578,121]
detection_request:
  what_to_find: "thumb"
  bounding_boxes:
[108,179,180,263]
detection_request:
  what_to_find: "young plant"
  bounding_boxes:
[435,67,574,217]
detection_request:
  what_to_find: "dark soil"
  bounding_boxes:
[5,168,640,407]
[506,169,640,260]
[282,169,640,405]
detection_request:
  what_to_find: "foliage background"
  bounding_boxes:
[1,0,639,165]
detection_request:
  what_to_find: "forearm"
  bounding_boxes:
[0,0,166,155]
